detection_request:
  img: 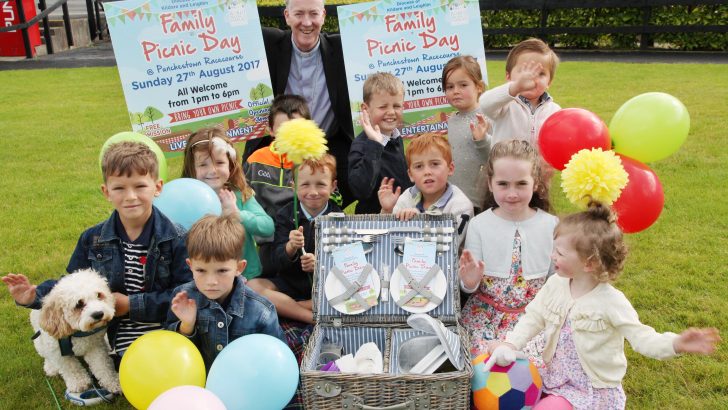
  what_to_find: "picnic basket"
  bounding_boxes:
[300,214,473,409]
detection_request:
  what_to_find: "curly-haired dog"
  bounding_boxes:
[30,269,121,394]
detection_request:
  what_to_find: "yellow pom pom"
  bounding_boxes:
[561,148,628,209]
[272,118,328,164]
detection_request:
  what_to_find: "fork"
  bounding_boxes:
[322,234,381,245]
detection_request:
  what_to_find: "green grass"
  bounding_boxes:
[1,61,726,409]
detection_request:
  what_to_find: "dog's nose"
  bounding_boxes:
[91,311,104,321]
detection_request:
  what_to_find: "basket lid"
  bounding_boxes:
[312,214,461,325]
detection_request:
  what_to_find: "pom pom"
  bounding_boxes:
[561,148,628,209]
[272,118,327,164]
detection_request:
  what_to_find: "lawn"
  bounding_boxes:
[1,59,726,409]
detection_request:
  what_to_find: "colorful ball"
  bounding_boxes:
[471,353,542,410]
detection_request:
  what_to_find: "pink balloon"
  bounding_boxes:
[149,385,226,410]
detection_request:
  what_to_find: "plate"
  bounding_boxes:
[389,265,446,314]
[324,265,380,315]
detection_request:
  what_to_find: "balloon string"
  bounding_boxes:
[45,377,62,410]
[293,166,299,229]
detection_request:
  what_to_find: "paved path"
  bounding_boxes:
[1,39,726,71]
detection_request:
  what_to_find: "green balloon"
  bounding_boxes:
[609,92,690,163]
[99,132,169,182]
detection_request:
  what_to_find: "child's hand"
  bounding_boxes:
[378,177,401,213]
[112,292,129,317]
[459,249,485,291]
[360,108,383,144]
[470,113,491,142]
[1,273,37,306]
[171,291,197,336]
[395,208,419,221]
[509,60,542,97]
[674,327,720,355]
[301,253,315,273]
[286,227,305,256]
[219,188,239,218]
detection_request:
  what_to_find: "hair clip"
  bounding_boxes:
[211,137,237,161]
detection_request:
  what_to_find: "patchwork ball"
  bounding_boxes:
[471,353,542,410]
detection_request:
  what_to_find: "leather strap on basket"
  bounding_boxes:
[328,264,373,308]
[395,264,443,307]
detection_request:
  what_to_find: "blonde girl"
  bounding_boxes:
[442,55,492,211]
[486,203,720,409]
[459,140,556,363]
[182,127,274,279]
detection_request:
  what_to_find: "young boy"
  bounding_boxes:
[248,154,342,324]
[244,94,311,278]
[167,214,285,370]
[348,72,413,214]
[2,141,192,401]
[479,38,561,145]
[378,134,474,244]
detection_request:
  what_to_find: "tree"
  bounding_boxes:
[143,106,165,124]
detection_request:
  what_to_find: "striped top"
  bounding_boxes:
[114,237,161,353]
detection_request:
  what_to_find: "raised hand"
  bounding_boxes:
[378,177,401,214]
[287,226,305,256]
[171,291,198,335]
[674,327,721,355]
[510,60,543,96]
[469,113,491,142]
[459,249,485,291]
[219,188,239,219]
[1,273,37,306]
[360,107,383,144]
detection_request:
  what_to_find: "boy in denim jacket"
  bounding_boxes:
[168,214,285,370]
[3,141,192,360]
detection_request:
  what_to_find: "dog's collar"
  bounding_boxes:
[31,325,109,357]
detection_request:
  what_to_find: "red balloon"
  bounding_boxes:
[613,155,664,233]
[538,108,611,170]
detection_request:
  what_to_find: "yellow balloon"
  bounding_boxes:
[120,330,206,409]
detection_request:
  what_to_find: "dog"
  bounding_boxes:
[30,269,121,395]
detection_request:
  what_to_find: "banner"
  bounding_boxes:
[338,0,486,138]
[104,0,272,156]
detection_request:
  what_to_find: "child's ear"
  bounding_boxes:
[155,179,163,197]
[505,70,512,81]
[407,168,415,183]
[236,260,247,276]
[100,184,111,201]
[448,161,455,176]
[360,102,368,113]
[185,258,192,268]
[331,179,338,192]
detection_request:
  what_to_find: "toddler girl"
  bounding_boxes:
[487,202,720,409]
[442,55,492,211]
[459,139,557,363]
[182,128,274,279]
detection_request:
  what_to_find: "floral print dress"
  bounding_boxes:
[462,230,547,365]
[541,318,626,409]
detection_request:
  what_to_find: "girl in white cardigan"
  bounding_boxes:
[459,140,557,362]
[485,203,720,410]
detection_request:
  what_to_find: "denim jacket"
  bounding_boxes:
[166,276,285,370]
[31,207,192,350]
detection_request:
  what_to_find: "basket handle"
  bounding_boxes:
[342,393,430,410]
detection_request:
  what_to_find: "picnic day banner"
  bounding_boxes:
[338,0,486,138]
[104,0,273,156]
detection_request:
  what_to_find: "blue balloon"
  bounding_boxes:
[154,178,221,230]
[206,334,299,410]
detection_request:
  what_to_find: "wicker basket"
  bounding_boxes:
[300,214,473,409]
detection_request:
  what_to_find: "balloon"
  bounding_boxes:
[149,386,226,410]
[206,334,298,410]
[538,108,611,170]
[154,178,221,229]
[120,330,206,410]
[99,131,169,182]
[613,155,664,233]
[610,92,690,163]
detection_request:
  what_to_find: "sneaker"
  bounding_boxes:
[64,388,115,406]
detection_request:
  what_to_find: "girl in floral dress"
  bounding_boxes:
[459,140,557,363]
[485,203,719,409]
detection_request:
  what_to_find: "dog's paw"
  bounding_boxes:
[103,378,122,395]
[65,381,92,394]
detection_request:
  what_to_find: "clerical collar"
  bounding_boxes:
[291,37,321,57]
